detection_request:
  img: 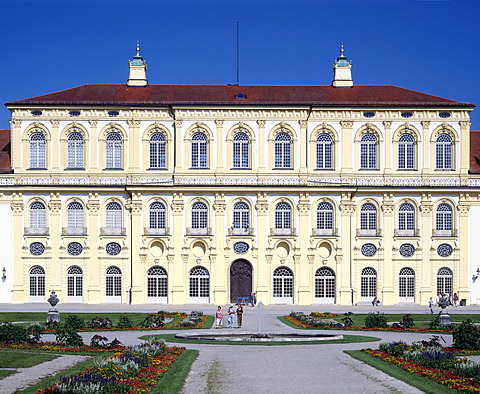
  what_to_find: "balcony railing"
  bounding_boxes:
[357,228,382,237]
[394,229,420,237]
[228,227,254,236]
[312,228,338,237]
[24,227,49,236]
[432,229,458,237]
[62,227,87,236]
[186,227,212,236]
[270,228,296,236]
[144,227,170,236]
[100,227,126,236]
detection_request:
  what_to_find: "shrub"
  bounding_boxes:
[55,328,84,347]
[117,315,133,329]
[379,341,408,357]
[87,317,113,329]
[64,315,84,330]
[140,314,165,328]
[365,312,388,328]
[0,323,27,344]
[391,314,415,329]
[453,319,480,350]
[341,312,354,327]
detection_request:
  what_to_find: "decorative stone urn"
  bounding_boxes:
[438,294,451,325]
[46,291,60,323]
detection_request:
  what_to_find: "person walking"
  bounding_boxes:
[227,304,236,328]
[250,292,257,307]
[428,297,435,313]
[236,304,244,328]
[215,306,224,328]
[453,293,459,307]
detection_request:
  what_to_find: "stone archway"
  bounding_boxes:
[230,259,253,303]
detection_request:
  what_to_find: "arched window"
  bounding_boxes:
[149,202,166,232]
[398,203,415,236]
[189,266,210,302]
[361,267,377,298]
[147,266,168,301]
[399,267,415,301]
[360,203,377,236]
[316,202,334,235]
[274,132,291,168]
[315,267,335,303]
[191,202,208,235]
[437,267,453,296]
[316,133,333,169]
[398,133,414,170]
[232,201,250,235]
[29,265,45,298]
[105,202,123,235]
[105,132,122,169]
[30,132,46,169]
[274,202,292,235]
[105,266,122,300]
[67,265,83,299]
[436,203,453,236]
[191,132,208,168]
[272,266,294,303]
[233,132,250,168]
[360,133,377,170]
[436,134,452,170]
[149,132,166,169]
[67,132,84,168]
[67,202,84,234]
[30,201,46,235]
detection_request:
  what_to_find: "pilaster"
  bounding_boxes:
[383,121,392,173]
[419,193,433,303]
[89,120,98,170]
[174,120,183,172]
[381,193,395,303]
[421,121,430,174]
[48,193,62,297]
[298,120,308,175]
[51,119,60,170]
[213,192,227,303]
[171,193,185,302]
[128,119,141,170]
[459,121,471,175]
[339,192,355,304]
[127,192,143,303]
[215,120,224,174]
[10,193,24,302]
[257,120,266,172]
[255,192,269,299]
[86,193,100,302]
[457,195,470,303]
[10,119,21,172]
[297,192,311,303]
[340,121,354,174]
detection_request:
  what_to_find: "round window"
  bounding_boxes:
[399,243,415,257]
[361,243,377,257]
[30,242,45,256]
[106,242,121,256]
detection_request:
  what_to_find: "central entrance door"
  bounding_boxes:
[230,259,253,303]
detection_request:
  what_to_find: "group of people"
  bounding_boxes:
[215,304,244,328]
[429,292,459,313]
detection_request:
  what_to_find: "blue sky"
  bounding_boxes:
[1,0,479,129]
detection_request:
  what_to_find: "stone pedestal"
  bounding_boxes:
[46,291,60,323]
[438,310,451,325]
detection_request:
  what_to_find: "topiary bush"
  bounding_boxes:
[117,315,133,329]
[453,319,480,350]
[365,312,388,328]
[64,315,84,330]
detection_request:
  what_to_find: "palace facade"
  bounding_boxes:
[1,46,479,306]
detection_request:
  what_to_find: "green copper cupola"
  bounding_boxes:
[332,43,353,88]
[127,42,148,87]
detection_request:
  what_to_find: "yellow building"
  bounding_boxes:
[1,46,478,305]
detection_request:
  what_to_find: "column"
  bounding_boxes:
[89,120,98,171]
[10,194,24,302]
[86,193,101,303]
[296,192,311,303]
[459,121,471,175]
[457,195,470,303]
[213,192,227,303]
[340,121,354,174]
[128,119,141,170]
[421,121,430,175]
[128,192,143,303]
[419,193,433,304]
[51,120,60,171]
[171,193,185,303]
[338,193,355,304]
[255,192,269,301]
[381,194,395,303]
[48,193,62,297]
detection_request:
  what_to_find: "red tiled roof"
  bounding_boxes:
[0,129,11,173]
[470,131,480,173]
[5,84,475,107]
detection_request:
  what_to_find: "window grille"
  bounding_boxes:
[67,265,83,297]
[30,132,46,168]
[360,267,377,298]
[436,134,452,170]
[316,202,333,230]
[29,265,45,297]
[360,203,377,231]
[233,132,249,168]
[315,267,335,298]
[149,202,166,229]
[273,267,293,298]
[67,202,84,229]
[192,202,208,229]
[105,266,122,297]
[274,132,291,168]
[398,203,415,232]
[67,132,84,168]
[191,132,208,168]
[399,267,415,298]
[360,133,377,169]
[106,132,122,168]
[30,202,46,230]
[275,202,292,229]
[316,133,333,169]
[149,132,166,168]
[398,133,414,170]
[147,266,168,298]
[189,266,210,298]
[106,202,122,229]
[436,267,453,296]
[436,203,452,232]
[232,201,250,230]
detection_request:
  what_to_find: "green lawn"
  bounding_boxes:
[141,333,381,345]
[0,349,59,367]
[345,350,458,394]
[0,369,17,380]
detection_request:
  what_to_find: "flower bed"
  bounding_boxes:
[0,341,125,353]
[363,345,480,392]
[38,340,185,393]
[284,315,453,333]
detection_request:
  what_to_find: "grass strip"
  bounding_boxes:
[345,350,457,394]
[0,369,17,380]
[0,349,58,367]
[141,333,380,345]
[17,354,109,394]
[150,349,199,394]
[202,315,214,329]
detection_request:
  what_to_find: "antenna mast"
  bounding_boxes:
[236,21,240,85]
